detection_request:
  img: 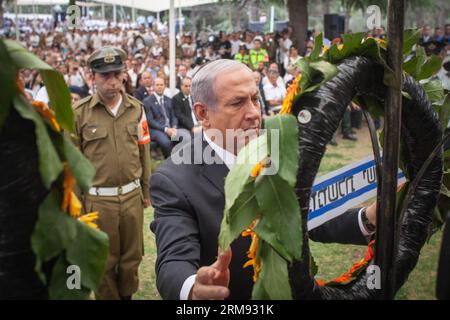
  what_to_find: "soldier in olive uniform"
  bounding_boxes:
[73,47,151,300]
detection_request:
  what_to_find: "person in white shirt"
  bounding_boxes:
[128,59,141,89]
[29,31,40,48]
[35,86,50,104]
[67,62,86,88]
[284,45,302,72]
[278,31,292,68]
[91,30,103,50]
[79,31,89,52]
[263,69,286,113]
[45,32,54,48]
[230,32,242,57]
[262,62,285,88]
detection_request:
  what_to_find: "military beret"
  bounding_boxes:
[88,46,127,73]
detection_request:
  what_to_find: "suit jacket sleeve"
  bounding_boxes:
[143,98,166,132]
[134,87,143,102]
[308,208,368,245]
[167,98,178,128]
[150,171,200,300]
[172,95,194,131]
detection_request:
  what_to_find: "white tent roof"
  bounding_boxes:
[17,0,218,12]
[17,0,68,5]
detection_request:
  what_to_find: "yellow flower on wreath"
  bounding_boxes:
[280,73,302,115]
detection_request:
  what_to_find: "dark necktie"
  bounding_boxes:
[159,96,169,127]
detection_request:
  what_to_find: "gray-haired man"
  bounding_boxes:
[150,59,376,300]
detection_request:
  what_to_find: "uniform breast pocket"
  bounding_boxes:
[82,126,108,158]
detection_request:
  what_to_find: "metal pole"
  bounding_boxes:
[113,4,117,25]
[374,0,404,300]
[101,3,105,20]
[179,6,183,35]
[270,5,275,33]
[169,0,176,96]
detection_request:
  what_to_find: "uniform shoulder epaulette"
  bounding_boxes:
[73,95,93,110]
[126,94,143,107]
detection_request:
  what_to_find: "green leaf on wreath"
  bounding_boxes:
[66,220,109,292]
[438,94,450,131]
[264,114,299,187]
[4,40,74,132]
[32,191,77,265]
[296,59,338,95]
[48,255,91,300]
[13,95,63,188]
[402,29,421,57]
[417,55,443,80]
[309,32,323,61]
[219,180,259,251]
[63,136,96,192]
[422,79,445,103]
[252,242,292,300]
[254,174,302,261]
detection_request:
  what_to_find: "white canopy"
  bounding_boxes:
[95,0,217,12]
[17,0,68,5]
[17,0,218,12]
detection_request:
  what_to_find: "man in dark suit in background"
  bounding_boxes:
[134,71,153,103]
[143,77,178,158]
[172,77,202,134]
[150,60,377,300]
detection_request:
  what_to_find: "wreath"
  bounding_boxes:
[219,30,450,299]
[0,39,108,299]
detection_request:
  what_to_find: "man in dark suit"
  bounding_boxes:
[150,60,376,300]
[143,77,178,158]
[172,77,202,133]
[176,64,188,90]
[134,71,153,103]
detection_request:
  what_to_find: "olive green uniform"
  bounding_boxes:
[73,92,151,299]
[73,47,151,300]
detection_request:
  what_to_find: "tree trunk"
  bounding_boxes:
[287,0,308,56]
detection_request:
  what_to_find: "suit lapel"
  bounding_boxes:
[202,162,229,196]
[198,137,229,196]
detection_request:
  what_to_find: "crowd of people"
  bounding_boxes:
[9,16,450,155]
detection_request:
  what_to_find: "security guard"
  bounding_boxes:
[73,47,151,300]
[234,44,250,66]
[249,38,269,71]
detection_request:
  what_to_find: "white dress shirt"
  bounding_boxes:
[263,82,286,112]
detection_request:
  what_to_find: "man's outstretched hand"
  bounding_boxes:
[189,248,232,300]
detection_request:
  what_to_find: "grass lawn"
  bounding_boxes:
[134,126,444,300]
